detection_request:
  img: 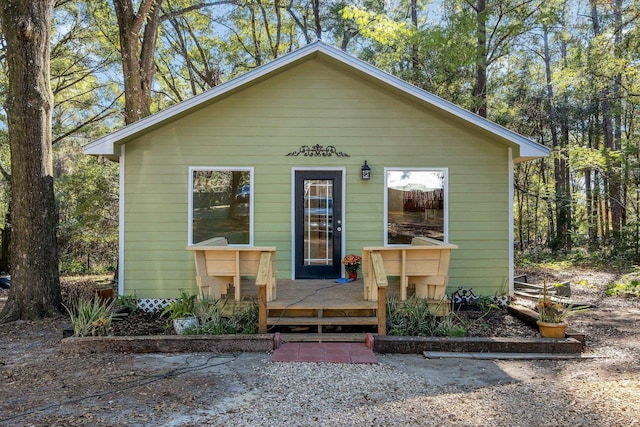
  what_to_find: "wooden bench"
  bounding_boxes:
[187,237,277,302]
[361,236,458,302]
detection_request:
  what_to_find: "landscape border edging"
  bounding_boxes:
[373,335,583,354]
[60,334,274,355]
[60,333,583,355]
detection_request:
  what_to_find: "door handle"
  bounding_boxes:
[336,226,342,232]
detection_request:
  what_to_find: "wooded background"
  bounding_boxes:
[1,0,638,277]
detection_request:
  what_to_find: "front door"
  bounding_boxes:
[294,171,342,279]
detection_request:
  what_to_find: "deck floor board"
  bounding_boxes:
[229,278,402,310]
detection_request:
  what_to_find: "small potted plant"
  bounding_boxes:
[161,290,199,334]
[536,284,587,338]
[342,254,362,280]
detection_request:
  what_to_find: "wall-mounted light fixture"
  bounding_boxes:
[361,160,371,180]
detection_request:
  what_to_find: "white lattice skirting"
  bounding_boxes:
[137,298,175,313]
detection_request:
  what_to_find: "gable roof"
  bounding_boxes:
[84,41,549,162]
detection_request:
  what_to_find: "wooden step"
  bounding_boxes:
[267,316,378,326]
[278,333,368,343]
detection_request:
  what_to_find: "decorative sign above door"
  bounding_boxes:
[286,144,350,157]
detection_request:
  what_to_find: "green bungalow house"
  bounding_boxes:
[84,41,549,311]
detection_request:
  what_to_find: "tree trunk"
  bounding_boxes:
[612,0,624,234]
[543,27,571,250]
[0,0,61,321]
[472,0,488,118]
[411,0,419,72]
[0,207,11,274]
[591,0,622,242]
[312,0,321,40]
[539,159,555,245]
[112,0,163,124]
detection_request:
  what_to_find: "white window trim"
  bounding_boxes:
[508,148,515,296]
[384,167,449,245]
[118,146,125,296]
[187,166,255,246]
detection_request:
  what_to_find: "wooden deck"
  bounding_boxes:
[229,278,401,306]
[268,279,382,310]
[224,278,408,334]
[266,279,384,333]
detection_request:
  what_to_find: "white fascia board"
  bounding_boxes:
[517,142,551,160]
[84,139,115,156]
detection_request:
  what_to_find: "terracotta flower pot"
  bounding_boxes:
[348,271,358,280]
[537,320,568,338]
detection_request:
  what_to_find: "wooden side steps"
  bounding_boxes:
[267,317,378,326]
[259,278,386,334]
[277,333,369,343]
[266,307,379,334]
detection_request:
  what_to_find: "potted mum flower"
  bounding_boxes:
[342,254,362,280]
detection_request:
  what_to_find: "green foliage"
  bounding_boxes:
[65,297,114,337]
[434,315,467,337]
[607,269,640,297]
[606,280,640,297]
[536,296,588,323]
[386,295,465,337]
[516,246,637,270]
[474,295,503,312]
[161,290,197,320]
[114,293,139,313]
[185,297,258,335]
[55,140,118,275]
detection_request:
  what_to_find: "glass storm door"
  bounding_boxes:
[294,171,342,279]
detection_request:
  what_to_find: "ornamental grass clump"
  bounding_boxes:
[185,297,258,335]
[386,295,465,337]
[65,297,114,337]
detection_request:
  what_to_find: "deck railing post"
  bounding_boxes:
[370,251,388,335]
[377,286,386,335]
[258,285,267,333]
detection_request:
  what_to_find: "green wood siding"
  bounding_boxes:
[123,57,510,298]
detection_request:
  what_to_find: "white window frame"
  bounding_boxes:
[384,167,449,245]
[187,166,254,246]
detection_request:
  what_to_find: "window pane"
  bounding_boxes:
[387,170,445,244]
[303,179,333,266]
[192,170,250,244]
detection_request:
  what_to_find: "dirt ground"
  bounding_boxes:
[1,267,639,426]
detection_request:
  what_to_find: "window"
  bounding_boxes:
[189,168,253,245]
[385,169,447,244]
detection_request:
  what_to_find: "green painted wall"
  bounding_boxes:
[122,57,511,298]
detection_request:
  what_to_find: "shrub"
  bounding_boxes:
[185,297,258,335]
[386,295,465,337]
[65,297,114,337]
[161,290,197,320]
[114,293,139,313]
[607,278,640,297]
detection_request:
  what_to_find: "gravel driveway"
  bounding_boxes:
[1,267,639,426]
